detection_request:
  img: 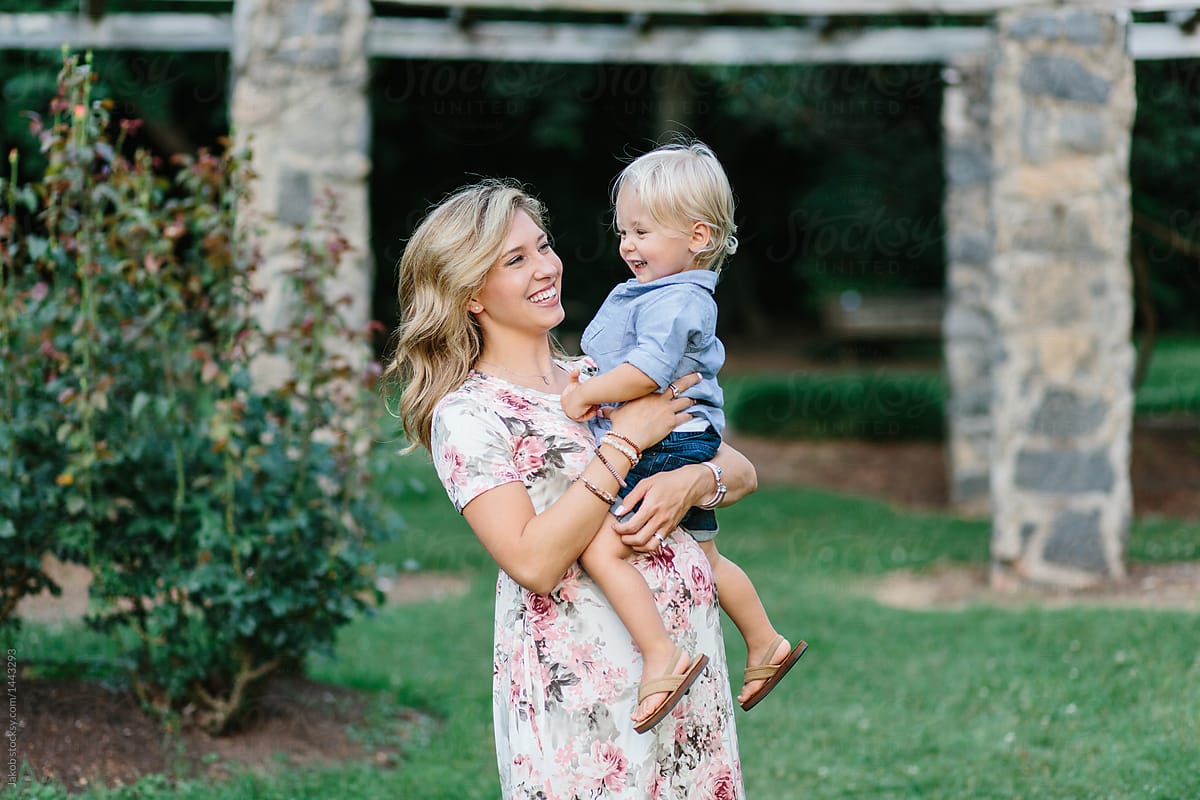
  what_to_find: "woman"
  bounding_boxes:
[385,179,755,799]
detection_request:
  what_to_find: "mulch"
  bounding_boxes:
[10,673,417,794]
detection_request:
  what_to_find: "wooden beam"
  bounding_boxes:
[2,13,1199,62]
[367,17,991,63]
[1130,22,1200,59]
[0,12,231,51]
[375,0,1200,16]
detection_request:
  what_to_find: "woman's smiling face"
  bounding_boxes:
[472,209,564,335]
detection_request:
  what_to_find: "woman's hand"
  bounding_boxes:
[607,372,700,452]
[613,441,757,551]
[612,464,709,551]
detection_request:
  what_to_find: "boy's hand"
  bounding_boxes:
[560,369,598,422]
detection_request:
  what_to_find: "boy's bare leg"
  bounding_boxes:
[580,517,694,724]
[697,538,793,705]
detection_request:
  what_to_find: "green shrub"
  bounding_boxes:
[0,221,66,632]
[0,55,385,732]
[725,371,946,440]
[1135,335,1200,418]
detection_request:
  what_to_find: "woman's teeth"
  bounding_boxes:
[528,286,557,303]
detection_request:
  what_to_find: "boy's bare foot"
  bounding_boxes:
[738,635,793,706]
[632,647,693,725]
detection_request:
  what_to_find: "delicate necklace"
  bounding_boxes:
[476,359,560,386]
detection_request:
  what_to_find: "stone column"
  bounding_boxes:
[988,8,1135,588]
[230,0,373,386]
[942,53,995,517]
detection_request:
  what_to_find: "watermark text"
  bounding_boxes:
[5,649,16,789]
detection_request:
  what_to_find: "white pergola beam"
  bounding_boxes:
[1130,22,1200,59]
[0,14,1198,61]
[375,0,1200,14]
[0,13,232,51]
[367,18,990,63]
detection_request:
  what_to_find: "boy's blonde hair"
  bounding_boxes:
[612,140,738,274]
[382,179,552,452]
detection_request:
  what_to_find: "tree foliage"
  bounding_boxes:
[1131,59,1200,333]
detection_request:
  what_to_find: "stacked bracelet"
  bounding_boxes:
[595,448,628,488]
[600,432,641,466]
[697,460,727,510]
[577,476,618,506]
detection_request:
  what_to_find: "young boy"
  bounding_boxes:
[561,141,806,733]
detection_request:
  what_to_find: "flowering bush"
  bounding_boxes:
[0,56,385,733]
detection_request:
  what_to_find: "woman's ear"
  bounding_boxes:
[688,222,713,254]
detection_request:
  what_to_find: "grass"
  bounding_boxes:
[11,446,1200,799]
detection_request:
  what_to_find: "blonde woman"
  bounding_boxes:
[386,179,754,798]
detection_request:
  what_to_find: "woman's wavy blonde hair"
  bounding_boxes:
[383,179,549,452]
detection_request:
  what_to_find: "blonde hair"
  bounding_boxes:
[383,180,549,452]
[612,140,738,274]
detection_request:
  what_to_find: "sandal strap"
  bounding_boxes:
[638,675,685,703]
[637,646,688,703]
[739,638,787,681]
[743,664,778,682]
[743,635,786,683]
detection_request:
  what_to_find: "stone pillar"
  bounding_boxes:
[230,0,373,386]
[988,7,1135,588]
[942,53,995,517]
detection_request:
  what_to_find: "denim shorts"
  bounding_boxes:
[614,427,721,541]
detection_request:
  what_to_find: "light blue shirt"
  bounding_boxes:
[580,270,725,435]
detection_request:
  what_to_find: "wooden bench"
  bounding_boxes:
[820,291,944,341]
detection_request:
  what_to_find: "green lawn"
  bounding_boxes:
[11,451,1200,799]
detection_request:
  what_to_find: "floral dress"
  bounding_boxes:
[430,365,744,800]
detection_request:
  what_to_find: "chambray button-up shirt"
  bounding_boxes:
[580,270,725,435]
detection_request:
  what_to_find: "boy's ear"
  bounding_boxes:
[688,222,712,254]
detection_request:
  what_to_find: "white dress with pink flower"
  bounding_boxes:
[431,366,744,800]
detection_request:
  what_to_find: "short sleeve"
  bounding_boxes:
[430,394,522,513]
[625,287,717,389]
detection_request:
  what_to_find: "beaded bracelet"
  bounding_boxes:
[604,431,642,460]
[696,461,727,510]
[577,476,618,506]
[600,432,640,467]
[595,448,628,489]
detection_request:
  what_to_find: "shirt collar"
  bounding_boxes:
[616,270,718,295]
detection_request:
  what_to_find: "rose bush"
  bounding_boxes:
[0,55,386,733]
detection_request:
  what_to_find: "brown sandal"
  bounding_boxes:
[633,647,709,734]
[740,636,807,711]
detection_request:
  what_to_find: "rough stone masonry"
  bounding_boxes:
[942,51,995,518]
[230,0,373,387]
[987,7,1135,588]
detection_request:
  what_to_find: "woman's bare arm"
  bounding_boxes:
[460,374,701,594]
